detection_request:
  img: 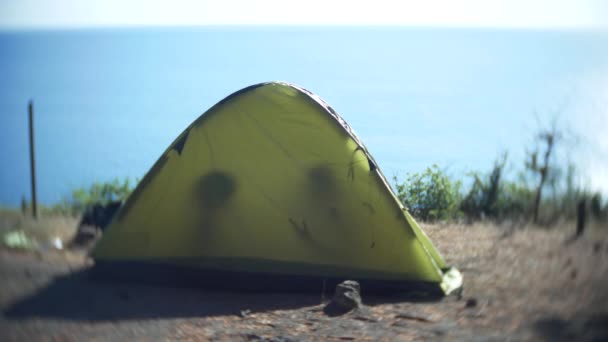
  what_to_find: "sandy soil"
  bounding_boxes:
[1,222,608,341]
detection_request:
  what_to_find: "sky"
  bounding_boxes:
[0,0,607,198]
[1,0,607,29]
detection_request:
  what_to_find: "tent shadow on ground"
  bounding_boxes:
[3,269,442,322]
[3,269,321,321]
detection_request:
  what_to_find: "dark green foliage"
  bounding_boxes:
[590,193,607,220]
[461,154,507,219]
[497,181,536,220]
[460,154,536,221]
[52,178,136,216]
[393,165,462,221]
[392,155,605,225]
[590,194,602,218]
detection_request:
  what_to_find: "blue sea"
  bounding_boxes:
[1,26,607,206]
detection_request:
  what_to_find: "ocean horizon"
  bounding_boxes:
[1,26,607,206]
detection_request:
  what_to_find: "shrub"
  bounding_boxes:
[495,180,535,221]
[590,193,605,220]
[393,165,462,221]
[51,178,136,216]
[460,155,536,221]
[461,155,506,220]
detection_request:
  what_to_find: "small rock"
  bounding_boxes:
[333,280,362,308]
[465,297,478,308]
[240,309,251,318]
[323,280,362,316]
[593,242,602,254]
[570,269,577,279]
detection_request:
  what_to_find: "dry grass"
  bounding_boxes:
[422,221,608,334]
[0,210,79,250]
[1,216,607,341]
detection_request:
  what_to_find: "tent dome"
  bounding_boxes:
[92,82,462,295]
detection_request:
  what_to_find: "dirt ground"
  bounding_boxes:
[1,221,608,341]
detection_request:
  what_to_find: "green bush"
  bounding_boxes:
[590,193,606,220]
[51,178,136,216]
[494,180,536,220]
[461,156,506,219]
[460,155,535,221]
[393,165,462,221]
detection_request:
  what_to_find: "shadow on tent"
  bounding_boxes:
[3,267,442,321]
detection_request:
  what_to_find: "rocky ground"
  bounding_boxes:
[1,221,608,341]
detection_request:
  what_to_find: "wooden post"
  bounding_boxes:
[21,196,27,216]
[28,100,38,219]
[576,198,586,238]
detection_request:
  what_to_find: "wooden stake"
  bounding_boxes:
[576,198,586,238]
[29,100,38,219]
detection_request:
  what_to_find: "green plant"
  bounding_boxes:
[590,193,605,219]
[51,178,136,215]
[393,165,462,221]
[461,154,507,219]
[495,180,536,220]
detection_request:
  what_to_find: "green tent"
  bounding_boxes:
[92,82,462,295]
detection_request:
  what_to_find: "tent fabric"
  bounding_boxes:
[92,81,462,295]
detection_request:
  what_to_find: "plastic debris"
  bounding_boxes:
[2,230,38,250]
[52,237,64,250]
